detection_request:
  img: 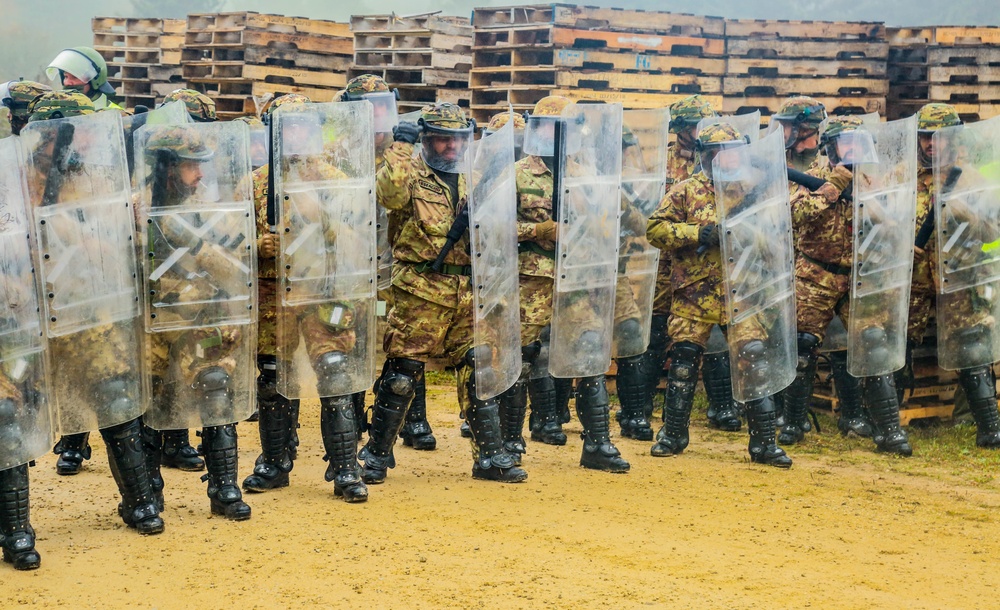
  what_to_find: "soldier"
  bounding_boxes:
[237,115,268,170]
[367,102,527,483]
[647,123,792,467]
[1,81,53,137]
[161,88,217,123]
[22,91,165,533]
[781,116,913,456]
[45,46,121,110]
[134,122,256,521]
[484,111,526,160]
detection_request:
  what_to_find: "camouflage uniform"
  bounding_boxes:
[160,89,217,122]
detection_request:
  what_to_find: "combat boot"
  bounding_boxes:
[242,391,293,492]
[863,375,912,457]
[498,378,529,464]
[778,333,820,445]
[53,432,91,475]
[321,395,368,502]
[161,429,205,471]
[100,418,165,535]
[746,397,792,468]
[288,399,301,461]
[465,348,527,482]
[528,374,567,446]
[830,350,873,438]
[644,314,670,422]
[400,375,436,451]
[577,376,630,472]
[201,425,251,520]
[958,366,1000,449]
[358,358,421,484]
[651,342,702,457]
[615,354,654,441]
[0,465,40,570]
[140,423,164,512]
[460,419,472,438]
[555,377,573,424]
[702,350,742,432]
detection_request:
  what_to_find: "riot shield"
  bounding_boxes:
[376,204,392,292]
[469,115,521,399]
[273,101,377,399]
[714,130,796,401]
[549,102,623,379]
[614,108,668,358]
[133,121,257,429]
[934,115,1000,370]
[21,109,144,433]
[847,116,917,377]
[699,111,762,144]
[0,137,53,468]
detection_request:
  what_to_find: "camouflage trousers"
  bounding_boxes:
[668,314,767,351]
[651,253,672,317]
[907,280,935,344]
[519,274,642,347]
[794,256,852,342]
[936,281,1000,370]
[258,278,356,360]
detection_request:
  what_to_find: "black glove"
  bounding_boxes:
[698,223,720,248]
[393,121,420,145]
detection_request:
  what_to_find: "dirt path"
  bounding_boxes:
[4,385,998,609]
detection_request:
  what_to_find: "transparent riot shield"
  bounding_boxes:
[714,131,796,401]
[0,137,53,468]
[133,121,257,429]
[934,115,1000,370]
[376,204,392,292]
[21,109,144,433]
[273,101,377,399]
[847,116,917,377]
[469,115,521,399]
[614,108,668,358]
[699,111,762,145]
[549,102,623,379]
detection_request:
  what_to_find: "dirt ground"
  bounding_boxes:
[4,384,1000,609]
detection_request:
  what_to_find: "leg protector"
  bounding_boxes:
[576,375,630,473]
[201,424,251,520]
[0,465,40,570]
[555,377,573,424]
[830,350,873,438]
[651,342,703,457]
[193,366,233,424]
[242,374,293,493]
[400,375,436,451]
[465,349,527,483]
[778,333,820,446]
[498,379,528,463]
[894,341,916,407]
[161,429,205,472]
[746,397,792,469]
[702,350,741,432]
[644,314,670,421]
[100,418,165,534]
[352,391,368,441]
[140,422,164,512]
[358,358,421,484]
[958,366,1000,449]
[53,432,91,476]
[615,354,654,441]
[528,375,567,446]
[863,375,912,457]
[321,395,368,502]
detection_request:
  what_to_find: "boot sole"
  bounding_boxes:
[580,462,630,473]
[3,549,41,571]
[55,467,81,476]
[211,504,252,521]
[162,462,206,472]
[334,486,369,503]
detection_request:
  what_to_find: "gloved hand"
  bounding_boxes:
[534,219,558,242]
[393,121,420,145]
[826,165,854,194]
[698,223,719,248]
[259,233,278,259]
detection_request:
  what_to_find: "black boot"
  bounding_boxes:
[702,350,741,432]
[0,465,40,570]
[644,314,670,422]
[577,375,630,472]
[499,378,528,464]
[358,358,421,484]
[321,395,368,502]
[460,419,472,438]
[615,354,654,441]
[528,374,567,445]
[100,418,165,534]
[959,366,1000,449]
[201,425,251,520]
[140,423,164,512]
[746,396,793,468]
[894,341,916,407]
[651,342,702,457]
[53,432,91,475]
[830,350,873,438]
[352,391,368,442]
[555,377,573,424]
[778,333,820,445]
[288,399,301,461]
[242,389,293,492]
[161,429,205,471]
[465,348,527,482]
[400,375,436,451]
[863,374,912,456]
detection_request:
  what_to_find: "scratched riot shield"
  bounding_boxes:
[934,115,1000,370]
[133,121,257,428]
[0,138,53,468]
[614,108,667,358]
[714,131,796,401]
[699,111,762,145]
[468,115,521,399]
[549,102,623,379]
[847,116,917,377]
[273,101,377,399]
[21,109,144,433]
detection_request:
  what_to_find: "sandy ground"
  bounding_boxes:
[4,384,1000,609]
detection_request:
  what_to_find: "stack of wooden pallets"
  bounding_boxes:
[722,18,888,125]
[468,3,727,124]
[181,12,352,119]
[888,26,1000,122]
[92,17,186,110]
[349,12,474,113]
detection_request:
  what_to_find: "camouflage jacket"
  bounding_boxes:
[514,155,556,278]
[913,167,934,288]
[789,155,855,269]
[666,142,697,186]
[647,172,724,323]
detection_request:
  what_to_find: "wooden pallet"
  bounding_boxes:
[928,65,1000,84]
[354,50,472,71]
[396,86,471,111]
[889,25,1000,46]
[351,12,471,34]
[185,28,353,55]
[725,38,888,61]
[472,46,726,75]
[354,31,472,53]
[187,12,350,38]
[243,46,352,72]
[726,57,887,78]
[723,76,888,97]
[725,19,885,42]
[470,66,720,93]
[184,63,347,89]
[928,83,1000,103]
[928,45,1000,66]
[472,24,725,57]
[723,95,885,117]
[471,3,726,38]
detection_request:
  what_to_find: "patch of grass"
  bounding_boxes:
[425,369,456,386]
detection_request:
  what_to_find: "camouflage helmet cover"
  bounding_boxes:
[263,93,311,119]
[2,80,53,121]
[419,102,472,131]
[916,103,961,133]
[28,91,95,122]
[821,115,865,144]
[696,122,744,148]
[236,115,263,127]
[531,95,571,118]
[145,126,213,163]
[486,111,526,132]
[670,94,717,133]
[161,89,217,122]
[345,74,390,99]
[773,96,827,125]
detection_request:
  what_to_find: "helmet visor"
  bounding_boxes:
[522,115,558,157]
[364,91,398,134]
[420,129,473,174]
[46,50,99,85]
[833,131,878,166]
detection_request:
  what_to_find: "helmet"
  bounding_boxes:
[145,126,213,163]
[419,102,473,132]
[1,80,53,134]
[343,74,391,101]
[695,122,747,180]
[341,75,398,133]
[773,96,827,127]
[916,103,961,134]
[236,115,263,127]
[262,93,311,122]
[418,102,474,173]
[821,116,877,166]
[28,91,95,122]
[820,116,864,145]
[531,95,571,118]
[161,89,217,122]
[485,111,526,133]
[522,96,571,157]
[46,47,115,96]
[0,108,9,139]
[669,95,716,134]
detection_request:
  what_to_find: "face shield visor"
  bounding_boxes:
[46,50,100,88]
[700,139,750,181]
[278,111,324,158]
[419,121,474,174]
[827,130,878,167]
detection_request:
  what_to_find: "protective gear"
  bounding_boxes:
[261,93,311,120]
[698,223,719,247]
[702,351,741,431]
[0,465,40,570]
[358,358,422,484]
[534,219,557,242]
[576,375,630,472]
[342,75,398,134]
[829,351,873,438]
[393,121,420,144]
[200,424,252,520]
[143,125,214,164]
[614,353,654,440]
[556,377,573,424]
[1,80,52,135]
[643,314,670,421]
[139,422,164,511]
[100,418,166,534]
[242,360,293,493]
[958,366,1000,448]
[46,47,116,96]
[522,95,571,157]
[399,376,436,450]
[465,349,527,482]
[54,433,91,475]
[193,367,237,425]
[862,375,912,456]
[486,111,526,132]
[498,377,529,462]
[160,89,217,123]
[27,90,94,122]
[669,94,717,134]
[320,395,368,502]
[821,116,877,167]
[161,430,205,471]
[418,103,475,174]
[772,96,827,151]
[695,122,748,180]
[651,342,703,456]
[745,397,792,468]
[778,333,820,445]
[916,102,961,134]
[528,375,567,445]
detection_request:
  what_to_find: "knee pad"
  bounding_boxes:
[738,339,769,385]
[314,351,351,396]
[194,366,231,394]
[670,342,703,381]
[382,358,422,398]
[256,357,280,402]
[576,330,604,354]
[520,342,542,379]
[0,398,16,423]
[795,333,821,370]
[956,325,993,368]
[614,318,645,356]
[95,376,136,414]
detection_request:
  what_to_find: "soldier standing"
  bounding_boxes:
[45,47,122,111]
